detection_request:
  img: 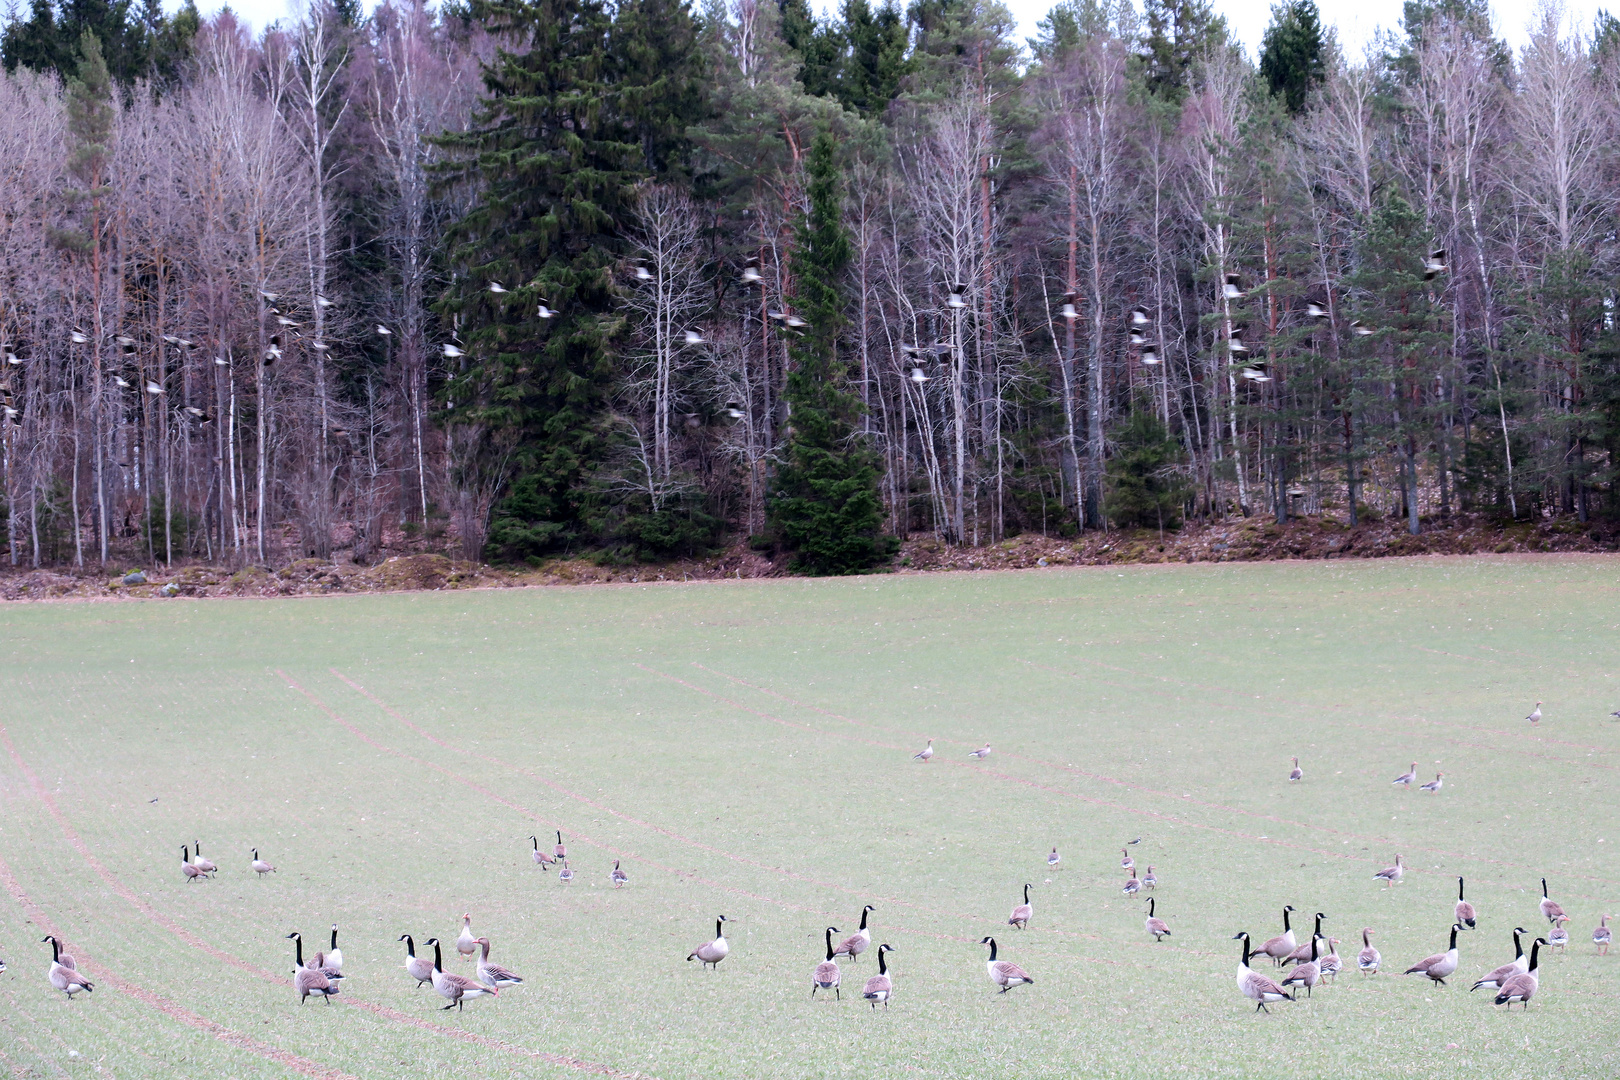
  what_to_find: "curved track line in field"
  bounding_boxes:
[321,670,1148,966]
[702,663,1620,891]
[2,716,657,1080]
[0,851,356,1080]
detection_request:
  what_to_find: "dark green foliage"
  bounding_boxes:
[1140,0,1229,102]
[1258,0,1323,113]
[831,0,910,115]
[1,0,195,87]
[614,0,709,175]
[1031,0,1115,62]
[48,30,112,257]
[586,486,724,563]
[768,131,893,574]
[1104,410,1188,530]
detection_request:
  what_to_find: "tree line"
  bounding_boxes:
[1,0,1617,575]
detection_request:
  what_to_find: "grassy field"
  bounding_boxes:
[1,555,1617,1079]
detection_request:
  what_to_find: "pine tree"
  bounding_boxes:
[1140,0,1229,102]
[834,0,910,116]
[1258,0,1323,113]
[614,0,709,177]
[437,0,642,560]
[768,131,892,574]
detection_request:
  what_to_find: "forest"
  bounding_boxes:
[0,0,1616,575]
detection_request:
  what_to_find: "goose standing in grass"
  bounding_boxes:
[1280,936,1322,998]
[1284,914,1326,966]
[862,944,895,1008]
[399,935,435,987]
[44,935,76,971]
[1047,847,1060,869]
[558,861,574,884]
[287,934,338,1005]
[1525,701,1543,726]
[1374,855,1404,887]
[423,938,496,1011]
[1120,848,1135,872]
[1008,884,1033,930]
[1471,928,1529,992]
[1142,865,1157,890]
[181,845,207,883]
[1539,878,1566,924]
[1318,938,1343,981]
[325,926,343,976]
[1455,878,1477,929]
[1357,928,1381,975]
[1256,906,1296,966]
[968,744,992,759]
[456,914,478,963]
[46,937,93,998]
[474,938,524,989]
[611,860,628,888]
[913,740,934,762]
[1288,757,1302,782]
[1145,898,1171,941]
[251,849,276,877]
[1393,763,1418,787]
[687,915,730,969]
[1233,932,1292,1013]
[835,906,874,962]
[288,932,342,982]
[1548,916,1570,953]
[553,830,567,862]
[812,928,841,1000]
[191,842,217,876]
[1594,915,1612,955]
[1122,868,1141,896]
[528,836,555,870]
[1403,924,1462,985]
[980,937,1033,993]
[1420,772,1444,793]
[1494,938,1545,1009]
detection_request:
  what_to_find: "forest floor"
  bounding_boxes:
[0,509,1615,601]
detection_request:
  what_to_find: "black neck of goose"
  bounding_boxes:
[860,908,870,930]
[1458,878,1465,901]
[1449,925,1459,949]
[877,949,887,975]
[1147,898,1155,917]
[1512,931,1523,958]
[1527,940,1542,972]
[403,936,415,957]
[1309,936,1318,961]
[531,837,538,850]
[1238,935,1251,966]
[1542,878,1549,898]
[825,929,834,961]
[432,940,444,972]
[986,938,997,961]
[1023,884,1030,904]
[331,928,338,950]
[1312,914,1322,937]
[292,935,303,967]
[1282,909,1291,932]
[49,937,59,963]
[715,919,724,939]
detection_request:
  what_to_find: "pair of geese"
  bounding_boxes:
[527,832,628,888]
[911,740,992,761]
[1391,764,1444,792]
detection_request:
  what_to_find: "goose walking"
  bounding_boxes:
[1008,884,1033,930]
[1494,938,1545,1009]
[1120,848,1134,871]
[1420,772,1444,793]
[181,845,206,883]
[558,861,574,884]
[834,906,874,962]
[862,944,895,1008]
[1526,701,1542,725]
[287,934,338,1005]
[1256,906,1297,966]
[528,835,554,870]
[980,937,1033,993]
[1288,757,1302,782]
[191,842,217,876]
[399,934,435,987]
[1540,878,1566,923]
[968,744,992,759]
[1318,938,1343,981]
[1594,915,1612,955]
[44,935,77,971]
[1047,846,1060,869]
[456,914,478,963]
[423,938,496,1011]
[611,860,628,888]
[1122,868,1141,896]
[474,938,524,989]
[325,926,343,975]
[1373,855,1404,887]
[1357,928,1380,975]
[1403,924,1462,985]
[812,927,841,1000]
[1142,865,1157,890]
[1548,916,1570,953]
[1455,878,1476,929]
[1280,936,1322,998]
[913,740,934,762]
[553,830,567,861]
[1233,932,1292,1013]
[46,936,93,998]
[250,848,276,877]
[1145,897,1171,941]
[1471,928,1529,992]
[1392,763,1418,787]
[687,915,730,970]
[288,932,342,982]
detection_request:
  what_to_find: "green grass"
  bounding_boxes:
[1,555,1618,1079]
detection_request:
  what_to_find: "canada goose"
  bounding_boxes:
[862,944,895,1008]
[835,906,874,961]
[375,324,392,336]
[145,381,164,395]
[980,936,1033,993]
[687,915,730,969]
[1256,906,1297,966]
[423,938,496,1010]
[1318,938,1343,981]
[457,914,477,963]
[317,295,334,308]
[1423,249,1448,280]
[913,740,934,762]
[1142,865,1157,890]
[1471,927,1529,991]
[740,258,763,285]
[553,830,567,861]
[1047,847,1060,869]
[443,343,464,358]
[44,935,77,971]
[287,934,338,1005]
[69,328,90,344]
[1222,273,1244,301]
[1548,916,1570,953]
[1540,878,1566,923]
[1595,915,1613,955]
[112,374,132,389]
[812,927,841,1000]
[1227,327,1250,357]
[1008,884,1033,930]
[1280,936,1321,997]
[1130,306,1150,326]
[399,934,435,987]
[558,861,574,884]
[631,264,653,282]
[1120,848,1135,871]
[489,281,508,293]
[1373,855,1404,887]
[1233,932,1292,1012]
[474,938,524,989]
[1420,772,1444,793]
[1525,701,1542,725]
[1289,757,1302,782]
[191,842,217,876]
[326,926,343,975]
[1140,343,1161,365]
[1305,301,1329,320]
[908,366,930,384]
[287,932,342,982]
[46,936,93,998]
[946,282,968,309]
[1494,938,1545,1009]
[1455,878,1476,929]
[1145,897,1171,941]
[1284,914,1327,966]
[527,835,554,870]
[611,860,628,888]
[1357,928,1380,975]
[1128,327,1147,346]
[1403,924,1462,985]
[968,744,992,759]
[1393,763,1418,787]
[1350,320,1374,336]
[535,301,556,319]
[683,330,705,346]
[181,845,206,883]
[251,849,276,877]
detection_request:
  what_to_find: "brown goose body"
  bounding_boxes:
[1318,938,1343,980]
[611,860,628,888]
[1393,762,1418,787]
[181,845,206,883]
[1373,854,1404,887]
[191,842,218,876]
[1144,897,1170,941]
[834,906,873,961]
[287,934,338,1005]
[456,914,477,962]
[475,938,524,989]
[1122,868,1141,896]
[1008,884,1033,930]
[44,935,77,971]
[1283,914,1326,966]
[399,934,435,986]
[424,938,496,1010]
[1280,937,1322,997]
[1234,933,1293,1012]
[812,927,841,999]
[861,944,894,1007]
[1540,878,1566,923]
[981,937,1033,993]
[44,937,92,997]
[553,829,567,861]
[1141,866,1157,890]
[528,835,555,870]
[251,848,276,877]
[1548,917,1570,952]
[1494,939,1544,1008]
[1288,757,1302,782]
[1357,927,1380,975]
[1255,906,1296,965]
[1455,877,1476,929]
[1403,924,1462,985]
[1594,915,1613,955]
[687,915,730,969]
[1471,928,1528,992]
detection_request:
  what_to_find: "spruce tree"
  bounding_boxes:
[768,131,892,574]
[613,0,708,176]
[1140,0,1229,102]
[437,0,642,560]
[1258,0,1323,114]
